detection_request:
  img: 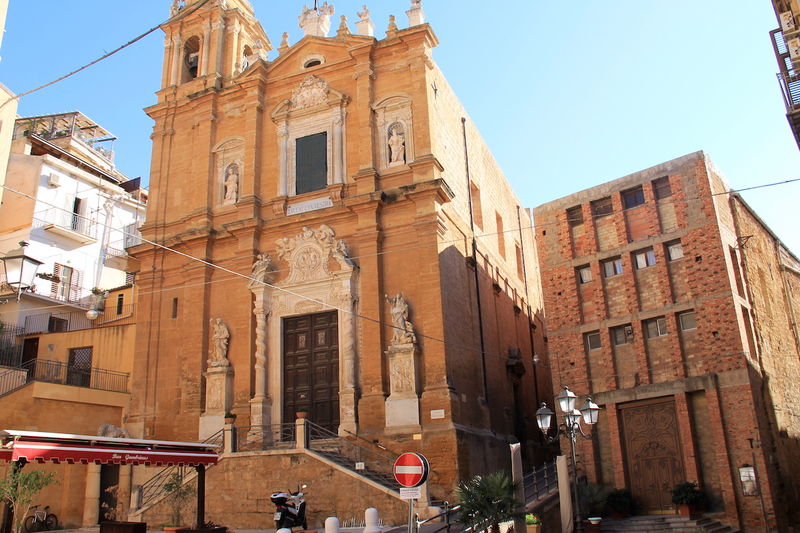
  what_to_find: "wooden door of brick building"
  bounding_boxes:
[621,399,685,512]
[283,311,339,431]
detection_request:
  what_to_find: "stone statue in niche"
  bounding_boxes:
[386,292,416,345]
[223,163,239,204]
[388,123,406,165]
[208,318,231,367]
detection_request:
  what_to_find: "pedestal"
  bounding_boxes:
[385,343,420,429]
[199,366,233,440]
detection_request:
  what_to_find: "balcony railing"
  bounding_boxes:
[22,304,136,335]
[34,208,97,240]
[4,358,128,394]
[778,71,800,112]
[0,322,24,367]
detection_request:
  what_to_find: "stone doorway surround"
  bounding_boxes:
[249,225,358,435]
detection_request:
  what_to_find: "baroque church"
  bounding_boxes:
[127,0,550,516]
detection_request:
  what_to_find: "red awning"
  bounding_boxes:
[0,430,218,467]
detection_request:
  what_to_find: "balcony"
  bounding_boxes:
[13,112,116,166]
[34,207,97,243]
[777,71,800,149]
[22,304,136,335]
[0,358,129,396]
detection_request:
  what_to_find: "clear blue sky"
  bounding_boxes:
[2,1,799,253]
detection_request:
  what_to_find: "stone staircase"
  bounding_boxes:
[598,515,741,533]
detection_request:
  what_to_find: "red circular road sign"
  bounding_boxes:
[393,452,429,488]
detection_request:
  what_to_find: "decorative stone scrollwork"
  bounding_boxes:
[292,75,330,110]
[276,224,354,284]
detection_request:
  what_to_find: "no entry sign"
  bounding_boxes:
[393,452,429,488]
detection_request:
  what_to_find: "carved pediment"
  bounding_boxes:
[275,225,354,284]
[292,75,330,109]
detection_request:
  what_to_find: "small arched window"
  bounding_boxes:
[182,36,201,83]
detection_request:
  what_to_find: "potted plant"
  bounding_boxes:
[162,472,195,531]
[223,412,236,424]
[295,409,308,419]
[605,488,634,519]
[456,471,522,533]
[524,513,542,533]
[670,481,706,517]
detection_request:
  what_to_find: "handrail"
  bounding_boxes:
[416,502,462,533]
[307,420,398,464]
[0,358,128,395]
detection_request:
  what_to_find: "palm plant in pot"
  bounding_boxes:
[670,481,705,517]
[605,488,634,519]
[456,471,522,533]
[162,472,195,531]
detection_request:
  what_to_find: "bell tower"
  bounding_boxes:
[160,0,271,90]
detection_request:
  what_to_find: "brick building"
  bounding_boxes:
[124,0,550,524]
[534,151,800,531]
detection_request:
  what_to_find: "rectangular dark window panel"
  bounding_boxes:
[645,317,668,338]
[296,132,328,194]
[653,176,672,200]
[602,257,623,277]
[679,311,697,331]
[591,197,613,218]
[567,206,584,227]
[585,332,601,350]
[622,186,645,209]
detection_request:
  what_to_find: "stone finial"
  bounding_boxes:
[406,0,425,26]
[337,15,350,37]
[279,32,290,54]
[355,5,375,36]
[299,2,335,37]
[387,15,399,35]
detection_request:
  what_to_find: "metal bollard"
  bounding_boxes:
[363,508,380,533]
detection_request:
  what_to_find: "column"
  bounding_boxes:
[338,296,358,435]
[249,287,272,430]
[161,36,173,88]
[82,464,101,526]
[333,108,345,184]
[200,21,211,76]
[170,35,182,86]
[277,121,289,196]
[213,20,226,75]
[231,21,241,76]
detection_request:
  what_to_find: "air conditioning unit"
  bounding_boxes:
[47,173,60,187]
[625,325,634,338]
[781,11,796,33]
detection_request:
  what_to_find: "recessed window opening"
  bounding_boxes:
[679,311,697,331]
[577,265,592,284]
[622,186,645,209]
[602,257,623,277]
[567,205,583,227]
[182,36,201,82]
[116,294,124,315]
[645,317,669,338]
[612,325,632,345]
[172,297,179,319]
[295,132,328,194]
[634,249,656,269]
[653,176,672,200]
[470,182,483,229]
[585,331,601,350]
[496,212,505,258]
[591,197,613,218]
[667,241,684,261]
[305,59,322,68]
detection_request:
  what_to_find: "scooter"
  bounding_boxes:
[271,484,307,530]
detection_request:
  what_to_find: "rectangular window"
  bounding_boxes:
[295,132,328,194]
[585,331,601,350]
[496,212,505,258]
[470,182,483,229]
[171,297,179,319]
[679,311,697,331]
[645,317,668,338]
[634,249,657,269]
[116,294,124,315]
[591,197,613,218]
[577,265,592,284]
[67,346,93,388]
[567,206,583,227]
[621,186,645,209]
[612,325,632,346]
[515,244,524,279]
[602,257,623,277]
[666,241,684,261]
[653,176,672,200]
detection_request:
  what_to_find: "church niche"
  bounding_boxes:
[373,95,414,170]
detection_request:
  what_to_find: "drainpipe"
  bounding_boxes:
[462,117,489,405]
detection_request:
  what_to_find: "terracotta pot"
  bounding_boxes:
[526,525,541,533]
[296,411,308,419]
[677,503,694,517]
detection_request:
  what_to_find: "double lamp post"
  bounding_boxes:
[536,386,601,532]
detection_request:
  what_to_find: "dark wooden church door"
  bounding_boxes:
[621,399,685,512]
[283,311,339,431]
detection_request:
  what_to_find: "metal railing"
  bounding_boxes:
[25,358,126,392]
[778,71,800,112]
[22,304,136,334]
[523,459,559,503]
[0,366,29,397]
[416,502,462,533]
[0,322,24,367]
[233,423,296,452]
[307,420,399,488]
[138,429,223,509]
[34,208,97,239]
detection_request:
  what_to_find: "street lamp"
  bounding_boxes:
[536,386,601,532]
[1,242,43,302]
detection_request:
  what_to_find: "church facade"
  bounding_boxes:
[128,0,550,499]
